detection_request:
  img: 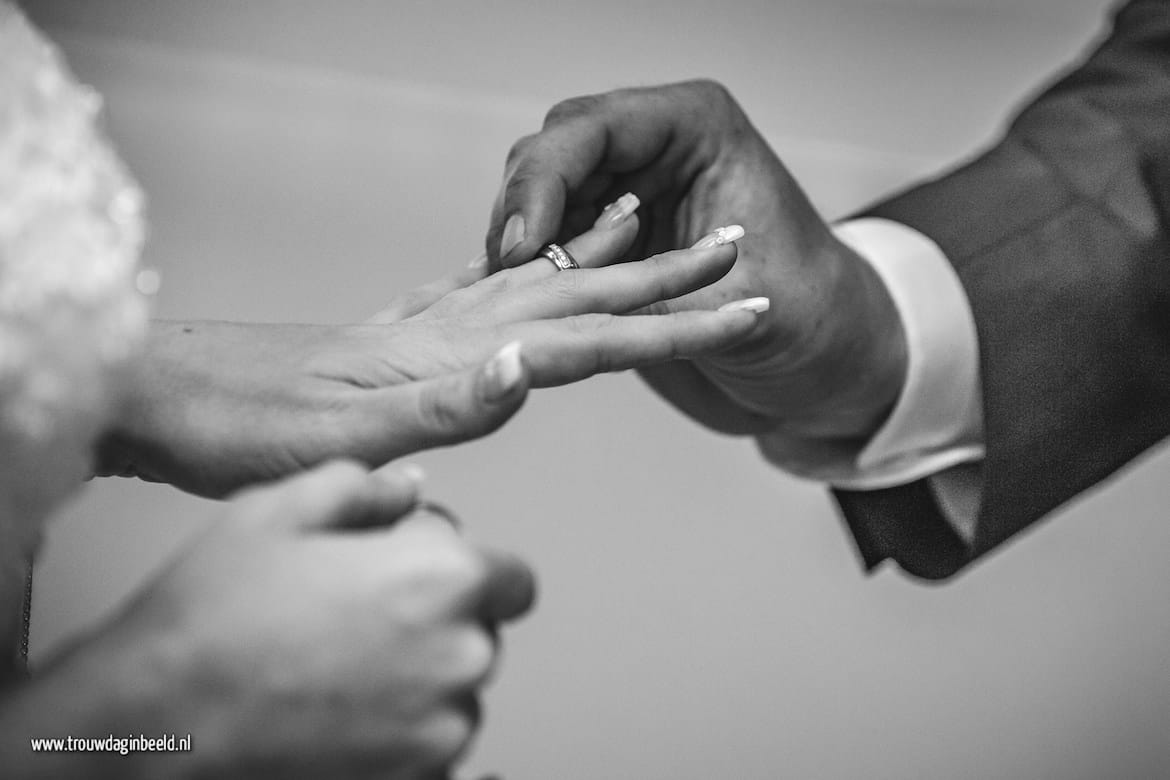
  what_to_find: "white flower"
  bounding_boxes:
[0,3,147,566]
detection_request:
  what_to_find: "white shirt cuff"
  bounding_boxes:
[757,218,985,534]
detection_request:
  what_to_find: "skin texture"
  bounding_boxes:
[96,206,763,498]
[487,80,909,446]
[3,179,762,778]
[0,460,533,778]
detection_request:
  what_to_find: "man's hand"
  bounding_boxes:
[2,460,532,779]
[97,204,765,497]
[487,80,908,444]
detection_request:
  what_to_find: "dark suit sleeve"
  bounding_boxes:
[835,0,1170,580]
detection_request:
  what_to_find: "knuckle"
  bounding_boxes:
[694,77,731,98]
[452,628,497,686]
[643,253,677,295]
[505,133,537,167]
[563,314,615,374]
[415,367,506,440]
[685,78,734,110]
[502,168,540,202]
[443,546,490,594]
[416,381,469,437]
[412,710,476,770]
[543,93,604,127]
[681,79,749,142]
[567,312,615,335]
[407,541,487,600]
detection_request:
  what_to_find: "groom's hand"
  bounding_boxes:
[487,80,908,443]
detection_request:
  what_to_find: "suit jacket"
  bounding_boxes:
[835,0,1170,580]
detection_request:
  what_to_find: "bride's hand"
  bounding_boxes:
[97,197,763,497]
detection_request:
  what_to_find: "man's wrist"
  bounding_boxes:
[779,236,909,442]
[831,238,910,439]
[756,218,983,500]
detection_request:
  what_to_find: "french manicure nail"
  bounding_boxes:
[692,224,746,249]
[499,214,526,259]
[598,192,640,228]
[467,250,488,268]
[484,341,524,399]
[718,297,770,314]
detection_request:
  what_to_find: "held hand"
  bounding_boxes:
[98,204,764,497]
[488,80,908,443]
[60,461,533,779]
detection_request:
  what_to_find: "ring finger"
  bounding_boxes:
[499,191,641,286]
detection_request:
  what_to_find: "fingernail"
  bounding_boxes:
[598,192,640,228]
[499,214,526,259]
[484,341,524,399]
[467,250,488,268]
[718,296,770,314]
[692,224,745,249]
[399,462,427,486]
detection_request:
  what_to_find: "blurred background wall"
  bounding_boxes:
[21,1,1169,778]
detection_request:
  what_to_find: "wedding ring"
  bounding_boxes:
[539,243,579,272]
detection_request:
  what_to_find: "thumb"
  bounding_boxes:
[259,459,423,532]
[359,341,530,461]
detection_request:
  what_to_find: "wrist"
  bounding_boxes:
[786,237,908,442]
[93,322,187,483]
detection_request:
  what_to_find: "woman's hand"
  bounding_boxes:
[96,199,763,497]
[1,461,532,779]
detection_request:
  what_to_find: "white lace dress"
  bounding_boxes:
[0,3,147,677]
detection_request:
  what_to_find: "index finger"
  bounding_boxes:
[487,85,692,269]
